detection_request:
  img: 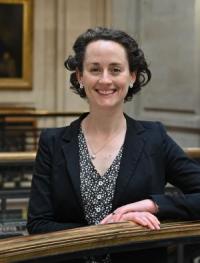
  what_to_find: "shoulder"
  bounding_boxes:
[40,126,68,140]
[126,114,166,135]
[125,115,186,160]
[138,120,167,144]
[139,120,166,133]
[125,115,169,152]
[39,116,82,143]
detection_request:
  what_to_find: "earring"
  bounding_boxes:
[79,83,84,89]
[129,82,134,89]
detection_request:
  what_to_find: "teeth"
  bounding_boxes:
[98,90,114,95]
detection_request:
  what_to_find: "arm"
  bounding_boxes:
[101,123,200,226]
[151,123,200,220]
[27,130,85,234]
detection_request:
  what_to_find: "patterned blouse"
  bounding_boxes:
[78,128,123,263]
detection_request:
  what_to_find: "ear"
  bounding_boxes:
[76,69,82,84]
[130,71,136,84]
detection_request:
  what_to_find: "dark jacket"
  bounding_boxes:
[27,113,200,262]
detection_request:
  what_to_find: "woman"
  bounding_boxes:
[27,27,200,262]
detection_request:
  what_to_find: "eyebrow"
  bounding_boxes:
[86,62,122,66]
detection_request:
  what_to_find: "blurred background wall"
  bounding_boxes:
[0,0,200,147]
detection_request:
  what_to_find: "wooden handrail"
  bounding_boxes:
[0,152,36,164]
[184,147,200,158]
[0,221,200,262]
[0,110,84,118]
[0,148,200,164]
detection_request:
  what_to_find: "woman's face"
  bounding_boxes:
[78,40,136,110]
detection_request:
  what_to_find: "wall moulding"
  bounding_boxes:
[144,107,195,114]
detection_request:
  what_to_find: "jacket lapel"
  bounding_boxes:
[112,116,146,209]
[61,115,86,208]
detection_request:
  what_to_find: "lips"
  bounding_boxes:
[96,89,116,95]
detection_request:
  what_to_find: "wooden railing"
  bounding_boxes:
[0,109,83,118]
[0,221,200,262]
[0,147,199,163]
[0,152,36,164]
[0,110,83,152]
[184,147,200,159]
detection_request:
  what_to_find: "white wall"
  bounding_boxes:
[111,0,200,147]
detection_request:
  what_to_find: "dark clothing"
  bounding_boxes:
[27,113,200,262]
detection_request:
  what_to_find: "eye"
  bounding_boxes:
[114,67,121,72]
[110,67,121,75]
[90,67,101,74]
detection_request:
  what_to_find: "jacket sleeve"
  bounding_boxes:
[151,123,200,220]
[27,129,86,234]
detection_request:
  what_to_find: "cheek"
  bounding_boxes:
[82,75,98,88]
[117,74,131,87]
[117,79,130,92]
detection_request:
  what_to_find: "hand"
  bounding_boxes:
[113,199,158,217]
[100,199,160,230]
[100,211,160,230]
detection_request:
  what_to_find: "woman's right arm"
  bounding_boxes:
[27,129,85,234]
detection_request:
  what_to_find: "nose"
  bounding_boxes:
[98,70,112,84]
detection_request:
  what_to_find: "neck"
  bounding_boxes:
[84,108,126,135]
[82,108,126,161]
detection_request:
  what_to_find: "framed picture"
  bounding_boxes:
[0,0,32,89]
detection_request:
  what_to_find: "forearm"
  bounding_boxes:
[151,193,200,220]
[113,199,158,215]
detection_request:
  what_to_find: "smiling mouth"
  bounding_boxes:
[96,89,116,95]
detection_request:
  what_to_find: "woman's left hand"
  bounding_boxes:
[100,211,160,230]
[100,199,160,230]
[111,199,158,219]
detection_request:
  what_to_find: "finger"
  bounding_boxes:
[138,214,160,230]
[134,213,160,230]
[100,213,113,224]
[146,213,160,228]
[119,213,148,227]
[142,216,159,230]
[121,212,160,230]
[111,212,123,222]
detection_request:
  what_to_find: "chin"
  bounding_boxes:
[96,100,123,109]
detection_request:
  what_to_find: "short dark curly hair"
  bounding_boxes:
[64,27,151,102]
